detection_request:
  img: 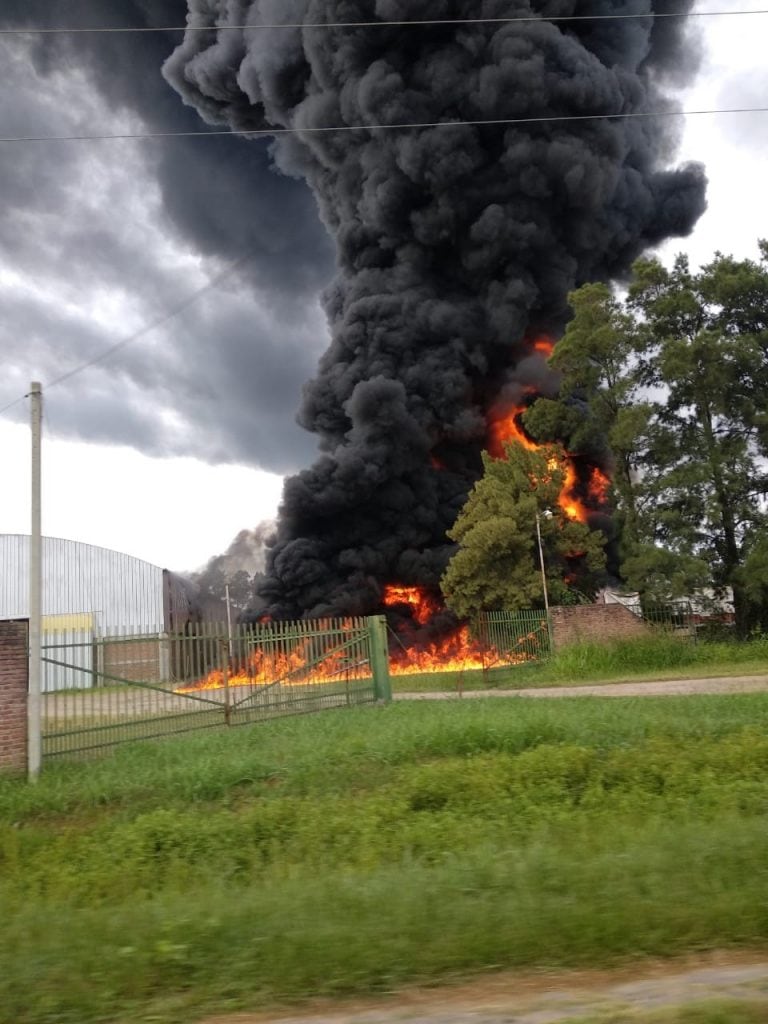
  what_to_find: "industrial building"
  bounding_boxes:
[0,534,192,690]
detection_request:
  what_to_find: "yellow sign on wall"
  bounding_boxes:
[41,613,94,633]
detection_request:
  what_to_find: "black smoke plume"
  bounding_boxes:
[166,1,707,618]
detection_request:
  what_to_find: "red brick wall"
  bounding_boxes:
[0,619,28,775]
[102,637,162,684]
[550,604,650,650]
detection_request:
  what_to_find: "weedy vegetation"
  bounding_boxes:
[392,635,768,692]
[1,695,768,1024]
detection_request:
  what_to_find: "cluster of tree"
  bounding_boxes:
[442,242,768,635]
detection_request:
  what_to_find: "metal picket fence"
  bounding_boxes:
[473,609,552,665]
[41,616,390,762]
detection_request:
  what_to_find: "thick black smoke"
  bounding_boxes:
[166,0,707,618]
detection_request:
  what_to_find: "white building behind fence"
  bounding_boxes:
[0,535,192,690]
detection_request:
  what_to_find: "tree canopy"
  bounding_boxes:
[443,241,768,634]
[531,241,768,634]
[440,443,605,618]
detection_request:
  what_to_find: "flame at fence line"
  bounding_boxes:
[175,608,548,694]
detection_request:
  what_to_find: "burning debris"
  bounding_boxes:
[165,1,706,626]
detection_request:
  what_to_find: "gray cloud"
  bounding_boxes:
[0,1,333,474]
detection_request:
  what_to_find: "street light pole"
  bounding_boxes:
[535,509,551,618]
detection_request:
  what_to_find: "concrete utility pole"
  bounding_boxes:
[535,508,552,619]
[28,381,43,781]
[225,583,234,660]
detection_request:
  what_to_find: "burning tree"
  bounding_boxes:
[441,443,606,618]
[533,243,768,636]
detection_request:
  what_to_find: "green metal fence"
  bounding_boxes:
[473,609,551,665]
[386,608,551,686]
[42,615,389,762]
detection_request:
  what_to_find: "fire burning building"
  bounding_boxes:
[165,2,706,635]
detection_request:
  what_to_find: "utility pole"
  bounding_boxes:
[225,583,234,661]
[535,508,552,618]
[28,381,42,781]
[536,505,552,655]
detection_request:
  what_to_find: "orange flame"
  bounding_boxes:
[487,403,540,458]
[175,634,363,694]
[383,583,440,625]
[532,336,555,357]
[177,585,547,694]
[588,466,610,504]
[487,404,591,522]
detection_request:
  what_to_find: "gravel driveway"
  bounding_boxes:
[396,673,768,700]
[198,952,768,1024]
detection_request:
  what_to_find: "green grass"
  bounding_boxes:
[2,696,768,1024]
[392,636,768,692]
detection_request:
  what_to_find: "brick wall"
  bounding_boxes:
[550,604,650,650]
[102,637,163,683]
[0,619,28,775]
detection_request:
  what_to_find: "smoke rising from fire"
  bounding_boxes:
[166,1,706,618]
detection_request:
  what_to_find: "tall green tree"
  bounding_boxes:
[627,249,768,633]
[440,443,605,618]
[526,242,768,633]
[523,281,651,561]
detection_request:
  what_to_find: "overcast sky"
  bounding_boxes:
[1,2,766,572]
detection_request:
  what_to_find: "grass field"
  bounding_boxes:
[392,635,768,692]
[2,695,768,1024]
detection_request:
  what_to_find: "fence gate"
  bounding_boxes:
[41,616,389,762]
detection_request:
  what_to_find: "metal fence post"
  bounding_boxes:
[367,615,391,703]
[220,639,231,726]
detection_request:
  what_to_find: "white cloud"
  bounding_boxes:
[0,419,283,570]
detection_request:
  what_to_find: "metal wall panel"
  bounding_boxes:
[0,535,164,631]
[41,627,94,692]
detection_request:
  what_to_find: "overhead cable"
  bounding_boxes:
[1,261,243,416]
[44,257,246,391]
[1,8,767,34]
[0,107,766,145]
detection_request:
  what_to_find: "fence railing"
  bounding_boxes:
[41,616,389,762]
[473,609,552,664]
[39,608,554,762]
[606,599,698,639]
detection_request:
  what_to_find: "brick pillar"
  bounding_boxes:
[0,619,29,775]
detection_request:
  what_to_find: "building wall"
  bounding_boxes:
[0,619,28,775]
[101,636,165,684]
[550,604,650,649]
[0,535,164,631]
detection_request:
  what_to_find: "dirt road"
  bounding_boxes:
[396,673,768,700]
[198,952,768,1024]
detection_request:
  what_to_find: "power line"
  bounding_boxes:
[1,9,767,34]
[0,394,27,417]
[0,106,766,145]
[45,258,245,391]
[0,258,246,419]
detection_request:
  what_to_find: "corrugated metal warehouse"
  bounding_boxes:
[0,535,192,691]
[1,534,165,628]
